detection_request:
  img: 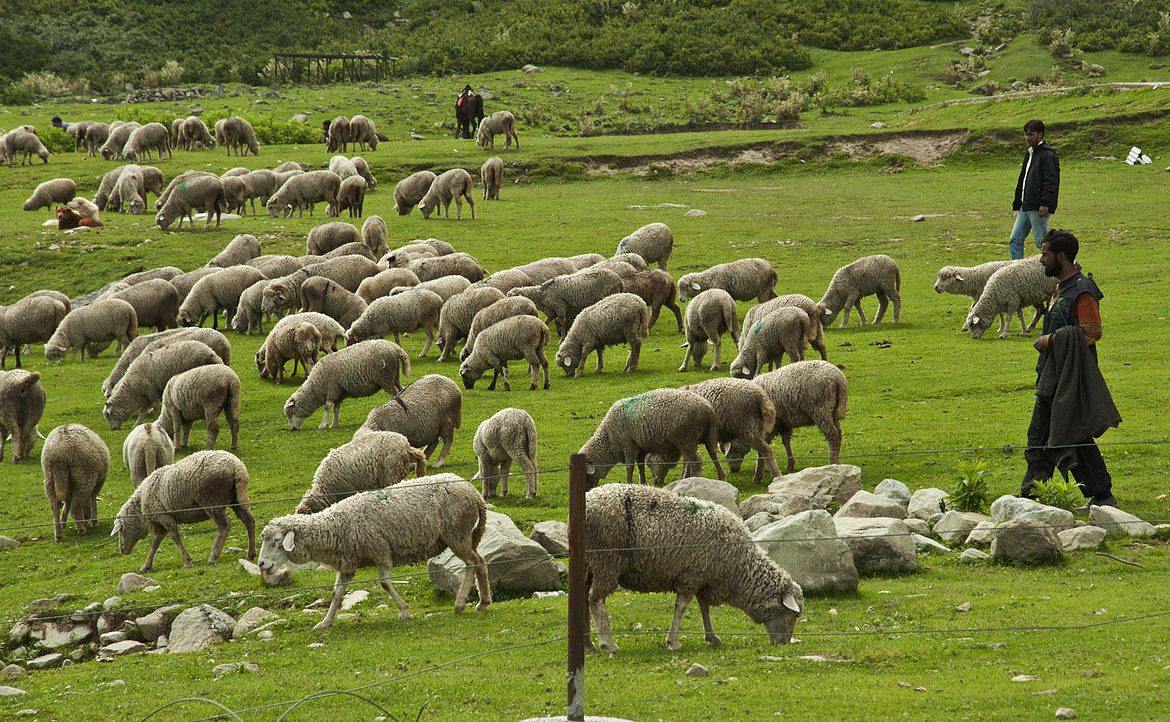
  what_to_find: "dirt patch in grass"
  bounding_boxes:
[827,130,970,164]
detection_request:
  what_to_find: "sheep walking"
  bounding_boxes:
[554,293,650,378]
[459,314,551,391]
[122,421,175,487]
[295,431,426,514]
[481,156,503,200]
[748,360,848,473]
[0,370,46,463]
[257,475,491,629]
[419,169,476,220]
[472,408,538,498]
[156,364,241,450]
[42,424,110,541]
[585,484,803,652]
[476,111,519,151]
[358,374,462,468]
[966,257,1057,339]
[284,340,411,430]
[678,288,738,372]
[817,254,902,327]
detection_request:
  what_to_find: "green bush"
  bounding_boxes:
[1031,477,1085,511]
[1031,0,1170,56]
[950,458,991,513]
[0,82,35,106]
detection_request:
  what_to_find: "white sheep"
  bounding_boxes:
[153,169,214,212]
[178,265,267,329]
[220,116,260,156]
[1,295,68,369]
[348,115,379,151]
[230,279,272,335]
[99,121,140,160]
[207,233,262,268]
[284,339,411,430]
[357,268,421,304]
[113,450,256,572]
[508,268,624,338]
[180,115,215,150]
[966,257,1057,339]
[730,306,813,379]
[616,222,673,269]
[323,242,377,261]
[123,267,183,286]
[406,253,486,283]
[84,122,110,158]
[345,288,443,356]
[481,268,534,294]
[110,166,147,214]
[934,260,1015,331]
[296,276,367,332]
[585,483,803,652]
[457,312,552,392]
[472,407,538,498]
[0,370,46,463]
[106,278,181,332]
[239,169,277,213]
[554,292,650,378]
[358,374,462,468]
[817,254,902,327]
[101,327,231,399]
[395,273,474,302]
[259,321,321,384]
[3,130,50,165]
[436,286,506,361]
[22,178,76,211]
[306,221,360,256]
[266,170,341,218]
[751,360,848,473]
[246,254,303,279]
[329,175,367,218]
[677,258,777,303]
[294,431,426,514]
[418,169,476,220]
[45,299,139,362]
[122,421,175,487]
[261,312,346,357]
[460,296,540,362]
[393,171,437,215]
[155,174,224,230]
[352,156,377,190]
[328,154,358,180]
[121,122,171,162]
[325,115,351,153]
[41,424,109,541]
[679,288,738,372]
[476,111,519,150]
[220,176,248,215]
[480,156,503,200]
[103,339,223,429]
[156,364,241,450]
[257,475,490,629]
[360,215,389,258]
[261,256,380,315]
[739,293,828,362]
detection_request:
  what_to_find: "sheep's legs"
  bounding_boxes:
[49,496,65,541]
[820,419,843,465]
[204,408,220,450]
[667,592,693,650]
[710,335,721,370]
[236,506,257,561]
[499,364,511,391]
[749,433,781,483]
[318,403,332,430]
[433,430,454,468]
[516,452,538,498]
[594,346,605,373]
[419,327,434,357]
[874,291,889,323]
[206,508,231,564]
[450,543,491,612]
[589,582,619,653]
[681,447,702,479]
[498,459,512,497]
[141,528,168,572]
[891,289,902,322]
[625,337,641,372]
[375,563,412,620]
[779,428,797,473]
[853,298,868,326]
[316,571,353,629]
[698,598,722,647]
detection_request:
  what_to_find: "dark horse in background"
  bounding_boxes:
[455,91,485,139]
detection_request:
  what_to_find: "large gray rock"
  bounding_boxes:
[739,494,778,519]
[964,520,998,548]
[745,511,782,532]
[913,534,951,554]
[664,477,740,515]
[1059,525,1107,551]
[933,511,991,545]
[873,479,911,507]
[768,464,862,510]
[26,653,63,670]
[8,622,29,645]
[0,665,26,680]
[167,605,236,653]
[990,495,1074,531]
[902,518,930,536]
[429,511,559,596]
[835,490,907,520]
[530,521,569,557]
[833,517,918,575]
[753,510,858,594]
[28,621,92,650]
[991,518,1062,565]
[97,640,148,661]
[133,605,183,644]
[907,488,949,520]
[960,548,991,563]
[118,573,156,593]
[1088,506,1156,538]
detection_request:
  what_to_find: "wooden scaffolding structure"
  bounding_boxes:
[271,53,395,85]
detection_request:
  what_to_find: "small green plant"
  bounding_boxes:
[951,458,991,513]
[1031,477,1085,511]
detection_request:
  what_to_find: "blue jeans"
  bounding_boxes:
[1009,210,1048,260]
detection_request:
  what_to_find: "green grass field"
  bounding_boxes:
[2,53,1170,719]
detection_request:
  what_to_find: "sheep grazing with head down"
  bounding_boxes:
[460,296,540,362]
[0,370,46,463]
[220,116,260,156]
[101,327,230,400]
[585,483,803,652]
[23,178,76,211]
[730,306,813,380]
[267,170,341,218]
[258,474,491,629]
[348,115,379,152]
[180,115,215,150]
[109,166,147,214]
[207,233,262,268]
[394,171,437,216]
[156,364,241,451]
[329,175,367,218]
[357,268,420,304]
[934,260,1015,331]
[472,407,538,499]
[121,122,171,162]
[436,286,506,362]
[3,130,50,165]
[476,111,519,150]
[155,174,224,230]
[105,278,181,332]
[1,295,68,369]
[679,288,738,372]
[122,421,175,487]
[554,292,650,378]
[306,221,360,256]
[299,276,368,330]
[966,257,1056,340]
[259,321,321,384]
[393,275,473,303]
[406,253,486,284]
[678,258,778,303]
[459,314,551,392]
[480,156,503,200]
[746,360,847,473]
[419,169,476,220]
[358,374,462,468]
[99,121,140,160]
[84,122,110,158]
[178,265,267,329]
[41,424,109,541]
[104,339,224,430]
[616,222,673,270]
[113,450,256,572]
[45,299,139,362]
[817,254,902,327]
[295,431,426,514]
[621,268,683,332]
[325,115,351,153]
[508,267,624,338]
[739,294,827,362]
[360,215,389,257]
[284,340,411,430]
[346,288,443,356]
[352,156,377,190]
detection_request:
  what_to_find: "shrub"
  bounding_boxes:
[41,128,73,154]
[18,70,72,98]
[950,458,991,513]
[1030,477,1084,511]
[0,82,34,106]
[157,60,184,86]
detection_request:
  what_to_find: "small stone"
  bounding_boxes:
[26,594,71,611]
[955,602,972,613]
[26,653,63,670]
[897,681,911,688]
[684,209,707,217]
[522,64,543,73]
[914,686,927,692]
[118,573,156,593]
[914,534,951,553]
[0,686,27,696]
[870,122,887,129]
[0,665,26,680]
[213,663,241,675]
[308,642,325,648]
[410,132,426,141]
[100,679,125,688]
[1056,708,1077,720]
[340,590,368,611]
[98,640,147,660]
[104,596,122,611]
[1012,674,1040,682]
[258,630,274,640]
[686,663,708,677]
[238,559,261,576]
[961,549,991,564]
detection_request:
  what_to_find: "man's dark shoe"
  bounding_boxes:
[1092,494,1118,508]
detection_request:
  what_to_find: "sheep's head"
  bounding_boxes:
[177,308,199,327]
[255,348,269,377]
[103,399,130,430]
[257,521,299,580]
[967,313,991,340]
[283,394,306,430]
[458,360,484,389]
[760,581,804,645]
[111,495,148,555]
[417,198,434,219]
[155,211,173,230]
[817,302,839,327]
[122,149,138,162]
[677,276,704,302]
[934,269,963,294]
[44,341,65,363]
[554,350,579,377]
[128,197,146,215]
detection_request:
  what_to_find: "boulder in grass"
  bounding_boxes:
[529,521,569,557]
[1058,525,1107,551]
[429,511,559,595]
[167,605,236,653]
[754,510,859,594]
[768,465,862,510]
[835,490,907,520]
[873,478,911,507]
[1088,506,1155,539]
[933,511,991,545]
[990,495,1074,531]
[907,488,949,521]
[664,477,740,516]
[833,517,918,575]
[991,518,1062,565]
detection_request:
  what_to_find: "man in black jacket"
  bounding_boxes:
[1009,119,1060,260]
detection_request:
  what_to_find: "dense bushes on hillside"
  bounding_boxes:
[1030,0,1170,55]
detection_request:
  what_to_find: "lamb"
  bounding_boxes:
[739,294,828,362]
[677,258,778,303]
[44,299,138,362]
[156,364,241,451]
[934,260,1017,331]
[110,165,148,215]
[207,233,262,268]
[817,254,902,327]
[476,111,519,150]
[554,293,650,378]
[106,278,181,332]
[180,115,215,150]
[294,431,426,513]
[966,257,1057,340]
[406,254,486,284]
[65,196,100,220]
[348,115,379,151]
[220,116,260,156]
[261,312,346,357]
[460,296,540,362]
[730,306,813,379]
[585,483,803,652]
[257,474,490,629]
[220,175,248,215]
[259,321,321,384]
[101,328,231,399]
[305,221,360,256]
[0,370,46,463]
[121,122,171,162]
[168,267,219,306]
[178,265,266,329]
[239,169,277,213]
[749,360,848,473]
[328,155,358,179]
[112,450,256,572]
[99,121,140,160]
[155,174,224,230]
[345,288,443,356]
[358,374,462,468]
[231,279,272,335]
[246,254,303,279]
[577,388,724,486]
[284,339,411,430]
[1,295,68,368]
[266,170,341,217]
[3,130,50,165]
[22,178,76,211]
[103,339,224,429]
[357,268,421,303]
[436,286,506,361]
[351,156,377,190]
[326,115,351,153]
[508,267,624,338]
[622,268,683,332]
[329,175,367,218]
[458,314,551,391]
[480,156,503,200]
[84,122,110,158]
[299,276,368,329]
[42,424,110,541]
[472,407,538,498]
[616,222,673,269]
[418,169,476,220]
[678,288,738,372]
[393,170,436,215]
[122,421,175,487]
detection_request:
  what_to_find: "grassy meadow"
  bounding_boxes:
[2,55,1170,719]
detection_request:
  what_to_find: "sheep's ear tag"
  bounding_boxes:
[955,274,965,282]
[690,282,700,291]
[822,308,832,317]
[782,592,801,613]
[971,315,980,325]
[586,465,596,475]
[281,531,296,552]
[741,366,751,375]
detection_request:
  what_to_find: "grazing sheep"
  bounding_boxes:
[113,450,256,572]
[472,407,538,498]
[294,431,426,514]
[610,252,649,271]
[284,340,411,430]
[257,474,490,629]
[180,115,215,150]
[239,169,277,213]
[107,278,181,332]
[94,165,127,210]
[103,339,224,429]
[1,295,68,368]
[393,171,437,215]
[22,178,76,211]
[121,122,171,162]
[623,268,683,332]
[101,328,231,399]
[351,156,377,190]
[207,233,262,268]
[262,313,346,359]
[578,388,724,487]
[153,169,215,212]
[45,299,138,362]
[476,111,519,150]
[678,258,778,303]
[509,267,624,338]
[348,115,379,151]
[585,483,803,652]
[481,156,503,200]
[739,294,828,362]
[730,306,813,379]
[306,221,360,256]
[3,130,50,164]
[109,165,147,214]
[299,276,368,329]
[460,296,540,362]
[329,175,367,218]
[328,155,358,180]
[274,161,303,173]
[935,260,1015,331]
[481,268,534,294]
[345,288,443,356]
[679,288,738,372]
[267,170,341,217]
[360,215,389,256]
[231,279,272,335]
[221,116,260,156]
[406,254,486,285]
[178,265,266,329]
[326,115,351,153]
[156,364,241,450]
[357,268,421,303]
[966,257,1057,340]
[590,259,639,279]
[68,120,94,151]
[380,239,455,267]
[554,293,649,378]
[220,176,248,215]
[616,222,673,270]
[260,321,321,384]
[122,421,175,487]
[358,374,462,468]
[99,121,140,160]
[418,169,475,220]
[168,267,219,306]
[42,424,110,541]
[246,254,302,279]
[84,122,110,158]
[459,314,551,391]
[0,370,46,463]
[750,360,848,473]
[436,286,506,362]
[65,196,100,220]
[155,174,224,230]
[25,289,71,311]
[817,254,902,327]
